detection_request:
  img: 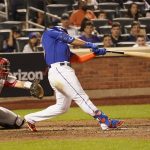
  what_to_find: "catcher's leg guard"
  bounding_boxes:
[1,117,25,129]
[14,115,25,129]
[0,107,25,129]
[94,110,110,130]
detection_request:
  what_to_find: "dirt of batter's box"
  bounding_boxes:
[0,119,150,141]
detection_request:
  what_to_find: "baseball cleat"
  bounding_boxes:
[100,123,109,130]
[94,111,124,130]
[109,119,124,128]
[26,122,37,132]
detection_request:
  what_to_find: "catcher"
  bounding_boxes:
[0,57,44,129]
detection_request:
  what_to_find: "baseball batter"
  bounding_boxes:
[25,26,124,132]
[0,57,43,129]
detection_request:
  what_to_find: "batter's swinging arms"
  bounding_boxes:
[0,57,43,129]
[25,26,124,132]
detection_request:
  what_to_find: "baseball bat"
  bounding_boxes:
[106,50,150,58]
[71,47,150,58]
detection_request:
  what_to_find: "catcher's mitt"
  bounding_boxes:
[30,79,44,99]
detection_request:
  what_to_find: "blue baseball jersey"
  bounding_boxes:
[41,27,75,66]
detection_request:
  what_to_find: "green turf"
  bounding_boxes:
[0,138,150,150]
[14,104,150,121]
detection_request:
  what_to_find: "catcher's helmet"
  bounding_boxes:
[0,57,10,79]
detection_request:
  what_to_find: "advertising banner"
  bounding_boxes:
[0,52,54,97]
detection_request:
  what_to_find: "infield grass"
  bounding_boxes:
[0,138,150,150]
[14,104,150,120]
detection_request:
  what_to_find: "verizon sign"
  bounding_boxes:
[0,52,53,97]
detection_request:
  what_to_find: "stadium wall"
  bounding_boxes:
[1,52,150,98]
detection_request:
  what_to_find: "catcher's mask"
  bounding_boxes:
[0,57,10,79]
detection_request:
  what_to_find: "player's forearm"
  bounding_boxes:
[71,38,87,47]
[14,80,32,89]
[71,38,99,49]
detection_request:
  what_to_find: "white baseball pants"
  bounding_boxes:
[25,62,98,124]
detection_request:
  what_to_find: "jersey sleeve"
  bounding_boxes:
[4,74,17,87]
[46,29,60,38]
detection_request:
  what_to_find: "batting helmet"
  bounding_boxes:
[52,26,68,34]
[0,57,10,79]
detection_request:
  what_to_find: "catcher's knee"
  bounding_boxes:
[0,116,25,129]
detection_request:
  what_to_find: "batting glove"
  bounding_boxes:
[84,42,98,49]
[92,47,106,55]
